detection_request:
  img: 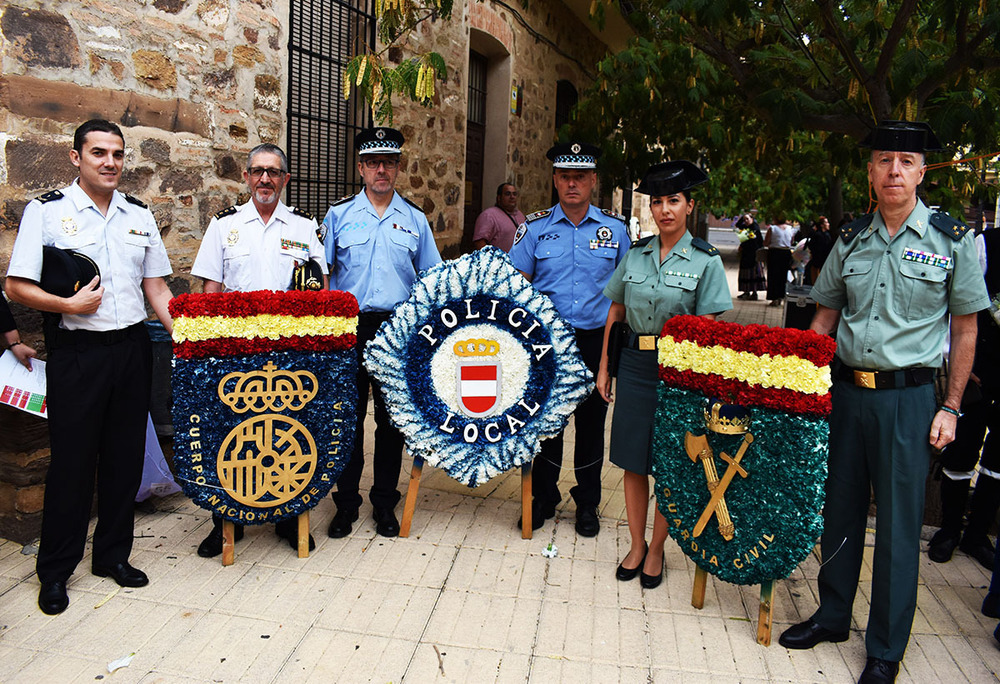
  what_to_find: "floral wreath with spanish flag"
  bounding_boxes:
[652,315,836,585]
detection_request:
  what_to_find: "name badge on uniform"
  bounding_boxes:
[227,228,240,246]
[62,217,78,235]
[392,223,418,238]
[902,247,952,270]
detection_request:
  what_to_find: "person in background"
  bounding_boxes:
[472,183,526,252]
[764,216,796,306]
[806,216,833,285]
[736,214,765,300]
[1,293,37,370]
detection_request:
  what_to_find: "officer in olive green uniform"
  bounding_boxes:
[778,121,990,684]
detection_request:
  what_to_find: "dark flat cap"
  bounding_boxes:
[860,120,944,153]
[355,127,404,155]
[635,160,708,196]
[40,246,101,298]
[547,142,601,169]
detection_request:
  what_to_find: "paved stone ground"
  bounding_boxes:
[1,234,998,683]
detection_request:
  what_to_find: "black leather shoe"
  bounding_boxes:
[640,553,664,589]
[92,561,149,588]
[517,502,555,531]
[275,520,316,551]
[778,619,849,649]
[197,523,245,558]
[616,543,648,582]
[327,509,359,538]
[38,581,68,615]
[858,657,899,684]
[575,506,600,537]
[373,507,400,537]
[927,527,961,563]
[960,535,996,570]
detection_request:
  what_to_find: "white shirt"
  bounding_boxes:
[7,180,172,331]
[191,200,328,292]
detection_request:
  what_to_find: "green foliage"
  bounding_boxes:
[571,0,1000,220]
[344,0,452,124]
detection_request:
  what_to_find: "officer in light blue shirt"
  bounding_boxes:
[509,141,630,537]
[323,127,441,539]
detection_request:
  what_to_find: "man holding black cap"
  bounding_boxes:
[778,121,989,683]
[508,141,630,537]
[190,142,328,557]
[323,126,441,538]
[5,119,174,615]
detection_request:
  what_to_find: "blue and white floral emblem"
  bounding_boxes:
[365,247,594,486]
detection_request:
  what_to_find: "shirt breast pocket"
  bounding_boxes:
[663,275,699,315]
[621,270,650,310]
[584,246,618,279]
[122,233,151,277]
[534,241,565,261]
[337,229,373,268]
[842,257,872,311]
[53,234,97,251]
[387,229,418,269]
[223,243,251,260]
[894,260,947,321]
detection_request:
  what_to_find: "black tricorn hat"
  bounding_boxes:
[859,120,944,153]
[40,246,100,298]
[635,160,709,196]
[290,260,324,291]
[355,127,405,155]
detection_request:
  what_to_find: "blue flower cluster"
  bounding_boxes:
[171,349,357,525]
[365,247,594,487]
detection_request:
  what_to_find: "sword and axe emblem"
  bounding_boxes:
[684,431,754,541]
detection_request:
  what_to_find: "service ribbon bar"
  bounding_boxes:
[657,315,836,416]
[169,290,358,359]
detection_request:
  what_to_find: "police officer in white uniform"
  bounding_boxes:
[6,119,174,615]
[323,126,441,538]
[190,142,328,557]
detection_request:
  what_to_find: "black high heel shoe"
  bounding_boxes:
[616,543,648,581]
[640,552,665,589]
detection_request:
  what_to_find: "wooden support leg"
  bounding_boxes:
[222,520,235,567]
[691,565,707,609]
[521,462,532,540]
[757,579,774,646]
[297,511,310,558]
[399,456,424,538]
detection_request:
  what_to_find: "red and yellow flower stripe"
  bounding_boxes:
[658,316,837,415]
[169,290,358,358]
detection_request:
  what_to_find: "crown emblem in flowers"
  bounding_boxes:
[453,338,500,357]
[219,361,318,414]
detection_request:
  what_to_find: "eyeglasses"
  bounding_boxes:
[248,167,286,179]
[362,158,400,170]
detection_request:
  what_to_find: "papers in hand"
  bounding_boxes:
[0,350,46,417]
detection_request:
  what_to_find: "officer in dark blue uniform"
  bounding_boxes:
[509,142,630,537]
[778,121,990,684]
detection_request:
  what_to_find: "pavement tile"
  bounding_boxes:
[421,590,540,653]
[1,651,105,684]
[531,656,648,683]
[404,643,531,683]
[275,629,416,683]
[314,577,439,637]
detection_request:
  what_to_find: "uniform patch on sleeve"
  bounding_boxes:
[513,223,527,245]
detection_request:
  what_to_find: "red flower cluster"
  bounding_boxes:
[660,315,836,367]
[174,334,357,359]
[169,290,359,319]
[658,367,832,416]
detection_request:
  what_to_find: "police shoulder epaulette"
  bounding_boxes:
[124,193,147,209]
[839,214,874,242]
[601,208,626,223]
[691,237,719,256]
[929,211,970,241]
[36,190,64,204]
[525,209,551,223]
[333,194,354,207]
[214,205,238,220]
[630,236,655,249]
[401,195,423,211]
[292,206,315,221]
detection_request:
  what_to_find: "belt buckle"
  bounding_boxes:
[853,370,876,389]
[638,335,656,351]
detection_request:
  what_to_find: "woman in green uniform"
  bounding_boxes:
[597,161,732,588]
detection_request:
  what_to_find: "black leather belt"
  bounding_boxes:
[573,326,605,338]
[357,311,392,327]
[625,331,658,351]
[49,322,145,349]
[835,362,935,390]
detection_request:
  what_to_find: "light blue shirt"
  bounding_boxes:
[324,190,441,312]
[509,203,630,329]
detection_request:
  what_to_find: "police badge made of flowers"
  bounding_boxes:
[365,247,594,487]
[651,316,837,585]
[169,290,359,525]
